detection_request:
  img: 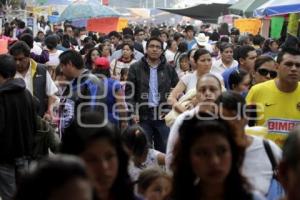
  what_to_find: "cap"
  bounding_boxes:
[94,57,110,70]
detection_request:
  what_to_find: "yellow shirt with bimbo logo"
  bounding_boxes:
[246,80,300,147]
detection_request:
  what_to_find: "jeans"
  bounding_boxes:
[0,158,30,200]
[139,120,170,153]
[0,164,16,200]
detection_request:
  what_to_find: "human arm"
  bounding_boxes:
[30,50,49,64]
[167,80,187,113]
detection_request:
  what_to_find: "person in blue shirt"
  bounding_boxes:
[222,45,257,89]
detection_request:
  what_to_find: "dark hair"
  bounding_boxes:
[215,91,247,118]
[19,33,34,48]
[166,39,176,49]
[45,35,58,50]
[282,127,300,169]
[177,42,188,53]
[172,114,251,200]
[9,41,31,57]
[150,28,161,37]
[146,37,163,50]
[193,48,210,62]
[185,25,194,33]
[252,35,265,47]
[85,47,100,68]
[134,28,144,36]
[230,27,240,36]
[59,50,84,69]
[237,45,256,63]
[210,30,220,41]
[220,43,234,53]
[98,44,112,56]
[173,32,184,42]
[122,27,134,36]
[14,155,89,200]
[82,42,96,55]
[0,54,17,78]
[254,55,275,71]
[60,112,134,200]
[137,167,171,193]
[120,68,129,81]
[228,68,249,90]
[160,31,169,38]
[122,42,134,52]
[123,34,135,42]
[122,124,148,157]
[277,48,300,64]
[262,38,278,53]
[220,36,230,43]
[122,43,135,60]
[108,31,121,39]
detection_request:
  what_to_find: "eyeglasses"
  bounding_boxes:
[257,68,277,78]
[148,44,162,49]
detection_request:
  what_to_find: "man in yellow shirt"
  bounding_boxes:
[246,48,300,147]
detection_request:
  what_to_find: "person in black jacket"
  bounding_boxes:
[0,54,36,200]
[125,37,179,153]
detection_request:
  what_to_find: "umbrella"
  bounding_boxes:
[159,3,231,23]
[58,0,120,22]
[228,0,269,17]
[254,0,300,17]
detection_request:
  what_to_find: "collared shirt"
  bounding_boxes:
[211,59,238,75]
[15,61,34,94]
[15,59,58,96]
[148,65,159,107]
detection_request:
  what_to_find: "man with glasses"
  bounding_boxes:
[125,37,179,153]
[9,41,58,117]
[246,48,300,147]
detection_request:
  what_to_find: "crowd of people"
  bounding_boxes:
[0,17,300,200]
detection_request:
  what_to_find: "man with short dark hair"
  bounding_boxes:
[58,50,106,131]
[0,54,36,200]
[9,41,58,117]
[246,48,300,146]
[222,45,257,89]
[125,37,179,152]
[184,25,197,50]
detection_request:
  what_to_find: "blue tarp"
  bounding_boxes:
[254,0,300,16]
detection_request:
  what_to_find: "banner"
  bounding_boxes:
[234,18,262,35]
[287,13,299,37]
[87,17,128,33]
[271,16,284,39]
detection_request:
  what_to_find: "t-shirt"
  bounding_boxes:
[222,66,238,89]
[104,78,122,125]
[242,135,282,196]
[181,71,198,93]
[46,50,63,68]
[211,59,238,75]
[128,149,160,181]
[246,80,300,146]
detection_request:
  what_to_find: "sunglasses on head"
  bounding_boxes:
[257,68,277,78]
